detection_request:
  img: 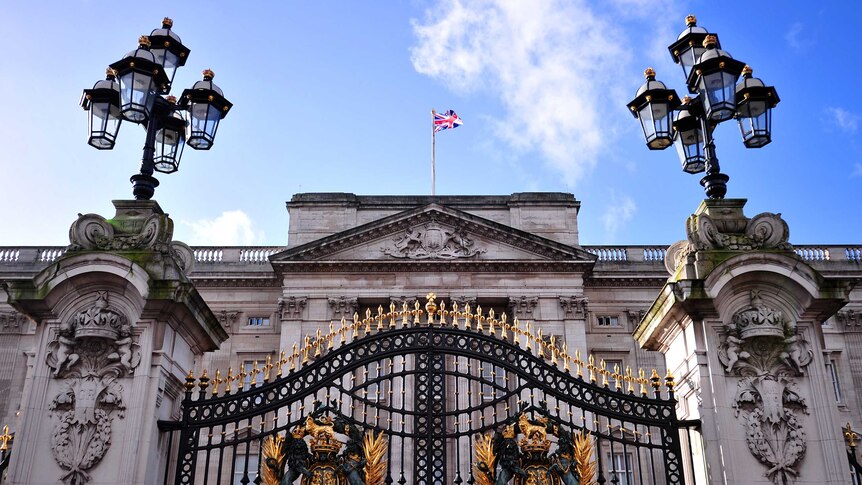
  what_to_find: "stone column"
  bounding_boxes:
[1,200,227,485]
[634,199,853,485]
[277,296,307,356]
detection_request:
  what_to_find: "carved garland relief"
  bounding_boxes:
[717,291,813,484]
[45,292,141,484]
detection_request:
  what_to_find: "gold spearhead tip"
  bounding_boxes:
[685,14,696,26]
[643,67,656,79]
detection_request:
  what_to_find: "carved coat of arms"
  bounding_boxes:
[381,222,485,259]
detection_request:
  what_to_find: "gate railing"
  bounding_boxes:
[161,294,688,485]
[845,423,862,484]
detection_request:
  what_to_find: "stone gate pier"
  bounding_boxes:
[1,200,227,484]
[636,199,856,484]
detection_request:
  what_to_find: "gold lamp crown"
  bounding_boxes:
[162,17,173,28]
[138,36,152,48]
[685,14,697,26]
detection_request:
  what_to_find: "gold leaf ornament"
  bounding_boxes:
[261,434,287,485]
[472,433,495,485]
[574,430,598,485]
[363,430,388,485]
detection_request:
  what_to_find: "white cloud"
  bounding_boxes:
[410,0,636,185]
[785,22,813,51]
[826,107,859,134]
[181,210,266,245]
[601,193,636,239]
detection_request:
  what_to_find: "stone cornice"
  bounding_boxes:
[271,260,592,273]
[191,277,281,288]
[271,204,596,265]
[584,276,667,288]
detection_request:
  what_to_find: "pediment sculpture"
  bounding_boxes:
[381,221,486,259]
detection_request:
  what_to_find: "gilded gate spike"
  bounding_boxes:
[650,369,661,390]
[263,355,273,382]
[439,301,447,326]
[389,302,397,328]
[489,317,496,335]
[600,359,609,387]
[212,369,222,396]
[512,317,519,345]
[563,344,571,372]
[236,367,247,393]
[451,301,460,328]
[276,350,286,377]
[465,304,473,330]
[377,305,384,331]
[185,369,196,391]
[251,361,259,387]
[613,363,622,391]
[536,329,545,358]
[225,367,234,394]
[413,300,422,324]
[665,369,676,391]
[587,355,596,383]
[639,368,647,395]
[302,336,311,364]
[341,317,348,343]
[525,323,532,350]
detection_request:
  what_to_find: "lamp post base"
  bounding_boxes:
[700,172,729,199]
[130,173,160,200]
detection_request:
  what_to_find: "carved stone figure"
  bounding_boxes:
[717,290,813,484]
[44,292,141,484]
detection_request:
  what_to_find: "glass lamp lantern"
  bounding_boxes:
[147,18,190,94]
[81,68,122,149]
[109,36,170,122]
[627,68,681,150]
[179,69,233,150]
[735,65,779,148]
[687,35,746,122]
[153,97,187,173]
[667,15,716,93]
[672,97,706,174]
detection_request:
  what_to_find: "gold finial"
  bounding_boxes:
[198,369,210,391]
[263,355,273,382]
[600,359,609,387]
[162,17,174,28]
[425,292,438,318]
[105,67,118,79]
[340,317,348,343]
[703,34,717,48]
[202,68,215,80]
[250,361,259,387]
[413,300,422,324]
[588,355,596,383]
[0,425,11,451]
[613,363,622,391]
[212,369,222,396]
[644,67,656,79]
[138,36,152,48]
[389,302,397,328]
[685,14,696,26]
[439,301,447,326]
[451,301,460,328]
[682,95,692,105]
[376,305,384,331]
[224,367,235,394]
[844,423,858,448]
[741,64,753,77]
[650,369,661,391]
[185,369,196,391]
[665,369,675,391]
[401,302,410,328]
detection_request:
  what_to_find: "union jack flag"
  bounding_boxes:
[433,110,463,133]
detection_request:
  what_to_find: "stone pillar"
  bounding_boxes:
[634,199,853,485]
[559,296,588,357]
[1,200,227,485]
[278,296,307,354]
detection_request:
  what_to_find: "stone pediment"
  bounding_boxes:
[270,204,595,266]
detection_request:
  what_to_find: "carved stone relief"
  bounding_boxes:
[508,296,538,320]
[836,310,861,331]
[329,297,359,320]
[559,296,589,319]
[0,311,28,333]
[626,309,646,326]
[380,221,486,259]
[45,292,141,484]
[717,291,813,484]
[279,296,307,320]
[217,310,239,330]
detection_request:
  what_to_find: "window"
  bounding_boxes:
[241,361,255,391]
[607,452,633,485]
[247,316,270,327]
[233,454,259,485]
[480,362,507,401]
[597,315,620,327]
[825,359,842,402]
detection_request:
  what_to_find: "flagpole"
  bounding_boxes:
[431,110,436,196]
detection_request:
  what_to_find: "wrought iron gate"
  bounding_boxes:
[161,294,687,484]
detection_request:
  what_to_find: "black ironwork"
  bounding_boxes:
[162,297,691,484]
[627,15,779,200]
[81,18,232,201]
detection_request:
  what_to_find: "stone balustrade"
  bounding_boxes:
[0,245,858,274]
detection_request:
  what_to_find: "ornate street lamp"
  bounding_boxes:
[628,15,779,199]
[80,68,123,150]
[81,18,232,200]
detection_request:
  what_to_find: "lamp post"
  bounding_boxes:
[81,18,233,200]
[627,15,779,199]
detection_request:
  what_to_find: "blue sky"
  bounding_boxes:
[0,1,859,246]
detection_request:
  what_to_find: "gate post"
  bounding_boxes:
[2,200,228,485]
[634,199,853,485]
